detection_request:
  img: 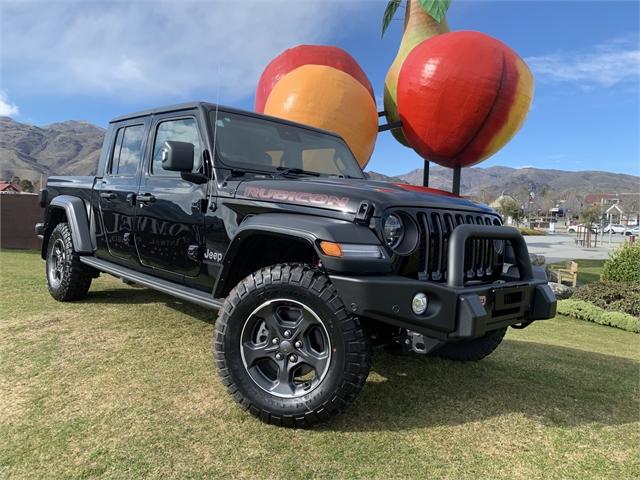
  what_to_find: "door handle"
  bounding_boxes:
[137,194,156,204]
[100,192,116,200]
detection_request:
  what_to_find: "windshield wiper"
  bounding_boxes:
[329,174,361,179]
[275,167,321,177]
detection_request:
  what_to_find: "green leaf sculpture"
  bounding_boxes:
[381,0,402,38]
[419,0,452,23]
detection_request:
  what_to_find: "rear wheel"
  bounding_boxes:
[46,222,93,301]
[435,327,507,362]
[214,264,371,428]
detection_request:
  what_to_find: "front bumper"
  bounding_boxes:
[330,273,556,340]
[329,224,557,340]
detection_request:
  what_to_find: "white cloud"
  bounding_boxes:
[0,90,19,116]
[1,0,366,101]
[526,35,640,87]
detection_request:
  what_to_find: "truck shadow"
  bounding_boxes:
[328,340,639,432]
[83,287,637,432]
[84,287,217,324]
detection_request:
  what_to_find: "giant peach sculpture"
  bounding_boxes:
[397,31,534,168]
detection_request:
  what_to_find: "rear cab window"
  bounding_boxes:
[109,124,145,176]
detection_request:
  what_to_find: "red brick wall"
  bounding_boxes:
[0,194,43,250]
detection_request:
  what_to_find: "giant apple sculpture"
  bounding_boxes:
[255,45,378,168]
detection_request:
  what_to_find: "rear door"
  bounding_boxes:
[134,112,208,278]
[97,120,148,264]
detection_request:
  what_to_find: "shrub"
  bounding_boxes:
[601,241,640,284]
[557,299,640,333]
[573,281,640,317]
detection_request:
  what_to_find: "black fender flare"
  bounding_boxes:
[214,213,390,297]
[46,195,94,254]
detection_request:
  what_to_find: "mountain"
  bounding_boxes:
[1,117,637,202]
[0,117,105,182]
[369,165,639,202]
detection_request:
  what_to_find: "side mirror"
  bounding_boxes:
[162,141,194,172]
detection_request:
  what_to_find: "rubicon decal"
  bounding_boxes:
[243,187,350,209]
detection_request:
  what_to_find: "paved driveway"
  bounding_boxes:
[524,233,627,263]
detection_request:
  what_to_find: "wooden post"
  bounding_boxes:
[452,166,461,195]
[422,160,429,187]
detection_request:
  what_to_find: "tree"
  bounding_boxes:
[624,197,640,225]
[10,175,21,185]
[580,205,601,227]
[495,196,522,224]
[19,179,35,193]
[563,190,582,220]
[539,194,556,218]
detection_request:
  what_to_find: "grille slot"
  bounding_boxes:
[416,210,503,283]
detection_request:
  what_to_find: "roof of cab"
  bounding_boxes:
[110,101,218,123]
[108,101,344,140]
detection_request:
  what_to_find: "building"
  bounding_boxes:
[0,182,22,194]
[605,204,624,224]
[585,192,640,225]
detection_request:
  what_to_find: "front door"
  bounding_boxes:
[97,121,147,264]
[135,114,207,278]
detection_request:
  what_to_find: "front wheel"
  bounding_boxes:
[214,264,371,428]
[435,327,507,362]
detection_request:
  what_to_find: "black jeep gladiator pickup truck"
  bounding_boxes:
[36,101,556,427]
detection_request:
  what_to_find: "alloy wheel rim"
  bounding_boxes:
[240,298,332,399]
[47,238,66,288]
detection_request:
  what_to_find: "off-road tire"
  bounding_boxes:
[46,222,93,301]
[214,264,371,428]
[435,327,507,362]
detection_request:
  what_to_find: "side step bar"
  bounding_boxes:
[80,256,223,310]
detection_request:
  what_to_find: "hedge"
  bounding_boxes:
[572,281,640,317]
[557,299,640,333]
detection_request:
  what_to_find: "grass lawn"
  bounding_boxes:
[549,259,606,285]
[1,250,638,479]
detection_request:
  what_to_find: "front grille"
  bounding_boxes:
[415,210,503,283]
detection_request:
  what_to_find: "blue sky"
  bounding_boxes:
[1,0,639,176]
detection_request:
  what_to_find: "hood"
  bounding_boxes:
[235,176,495,216]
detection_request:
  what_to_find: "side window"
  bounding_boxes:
[152,118,202,176]
[110,128,125,173]
[110,124,144,176]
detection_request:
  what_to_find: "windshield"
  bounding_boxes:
[210,110,364,178]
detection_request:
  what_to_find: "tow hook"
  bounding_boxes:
[400,330,442,354]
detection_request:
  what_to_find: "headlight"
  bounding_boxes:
[383,214,404,249]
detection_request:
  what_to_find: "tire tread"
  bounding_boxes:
[46,222,92,301]
[214,263,371,428]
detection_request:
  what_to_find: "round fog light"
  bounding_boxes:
[412,293,428,315]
